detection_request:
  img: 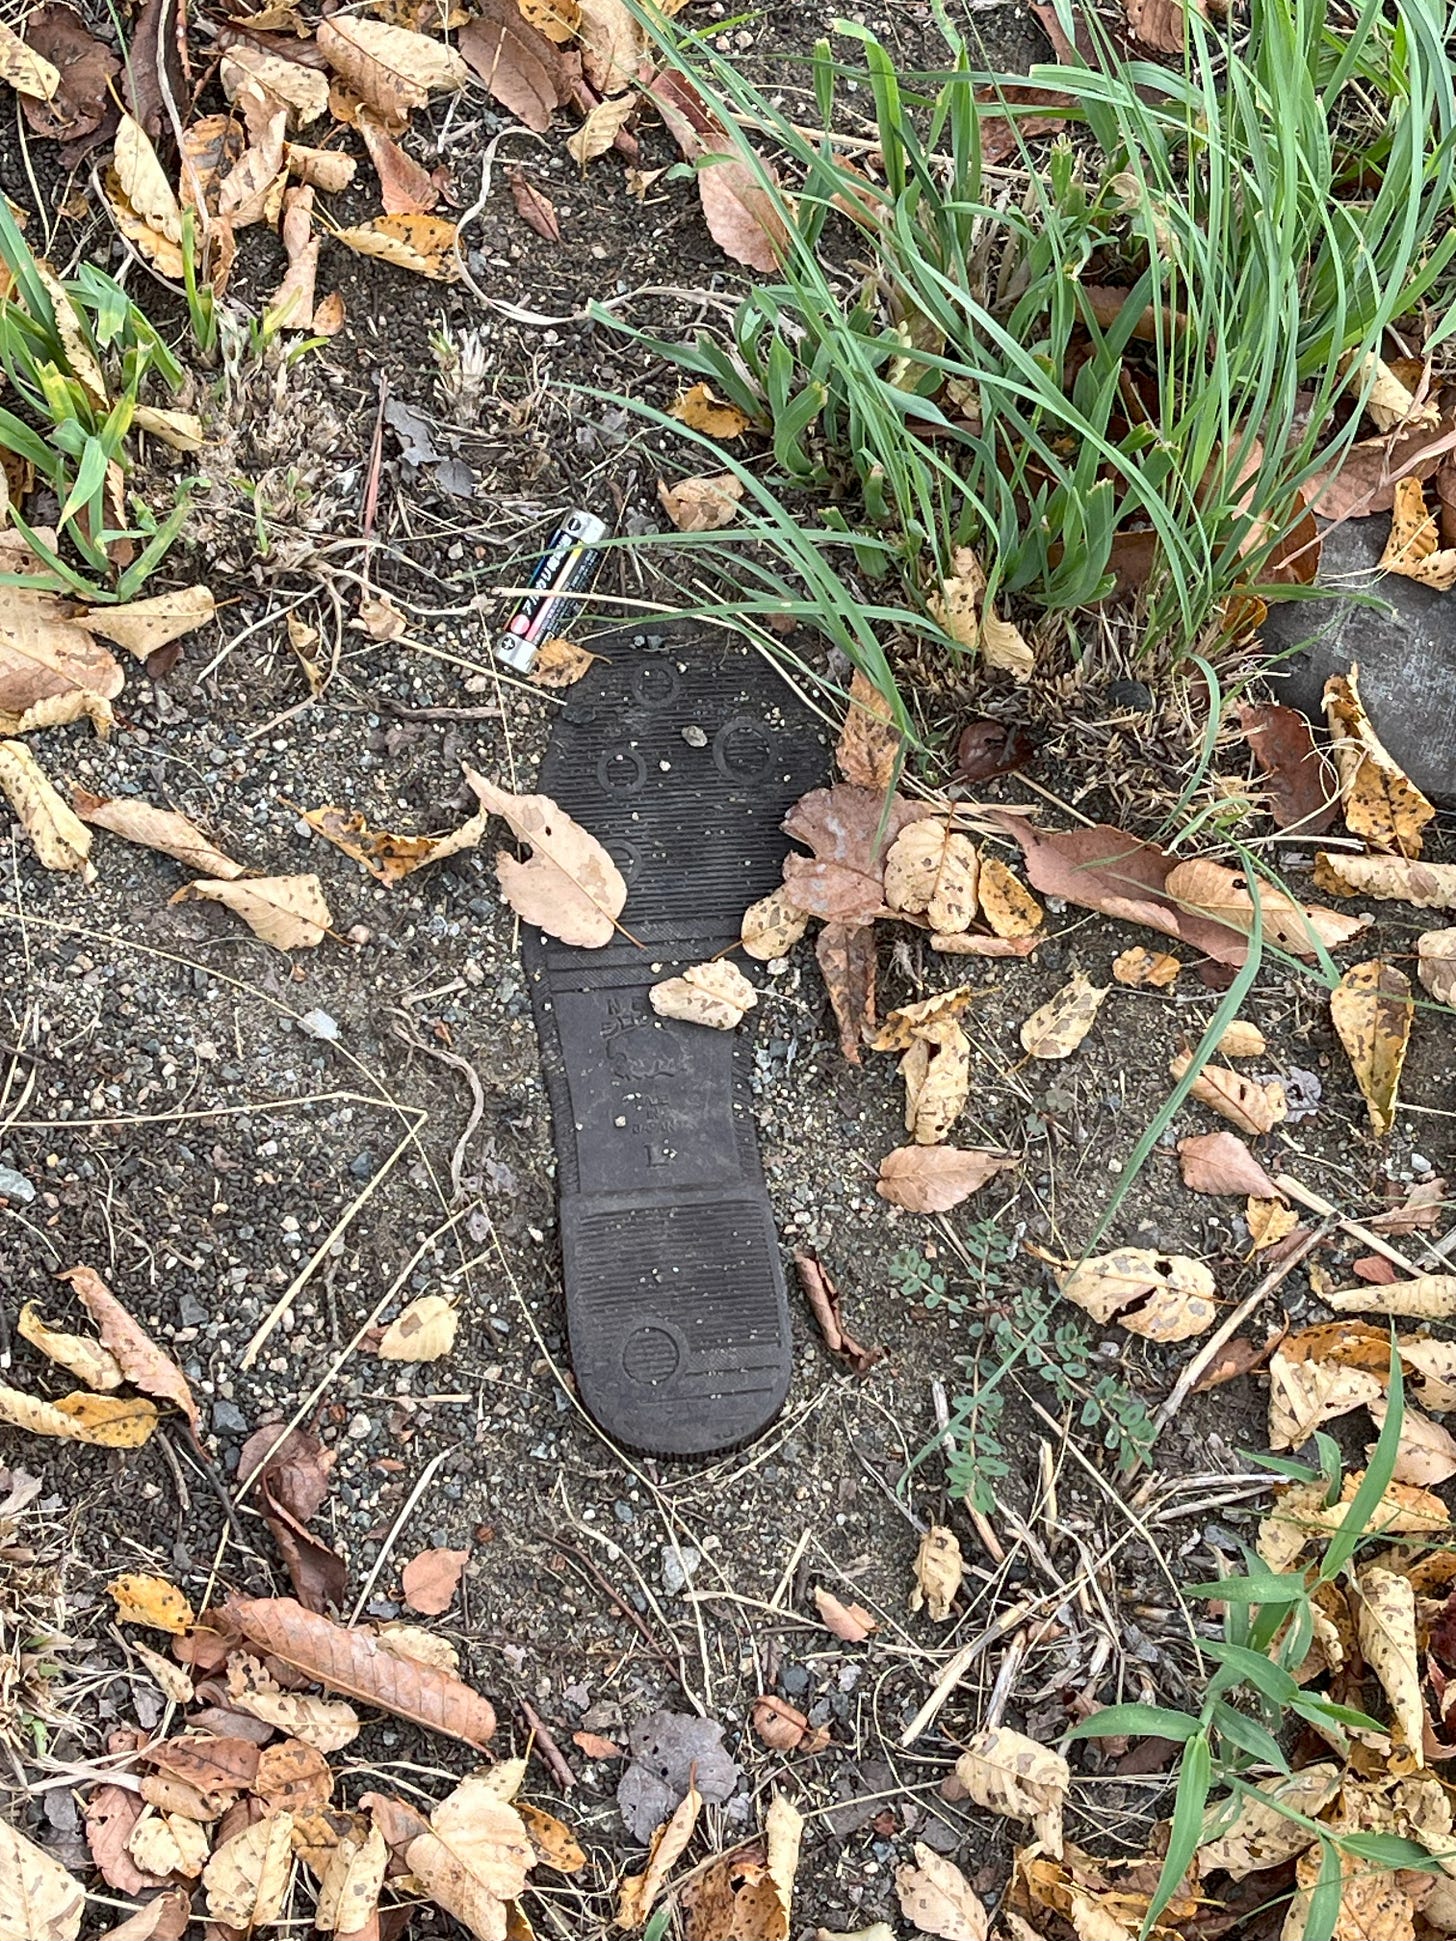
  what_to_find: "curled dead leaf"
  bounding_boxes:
[1326,1275,1456,1319]
[1314,851,1456,909]
[1164,856,1368,955]
[1418,928,1456,1007]
[171,873,332,949]
[650,959,756,1029]
[0,739,92,875]
[814,1586,877,1642]
[1355,1564,1425,1762]
[1366,1396,1456,1487]
[1329,959,1413,1137]
[1170,1051,1287,1137]
[909,1525,963,1622]
[1324,665,1435,858]
[901,1024,970,1145]
[877,1145,1016,1213]
[1113,945,1181,987]
[1379,473,1456,589]
[61,1265,199,1433]
[1019,971,1108,1059]
[835,667,902,791]
[1059,1248,1217,1341]
[895,1843,987,1941]
[954,1727,1069,1857]
[617,1781,700,1930]
[1267,1348,1384,1451]
[303,801,486,885]
[17,1303,123,1390]
[74,790,241,879]
[0,1379,157,1446]
[657,471,744,532]
[109,1573,196,1633]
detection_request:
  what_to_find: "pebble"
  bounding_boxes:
[612,1500,634,1525]
[299,1009,340,1042]
[211,1399,249,1436]
[0,1165,35,1203]
[347,1413,373,1440]
[179,1295,209,1328]
[1413,1153,1433,1175]
[660,1543,702,1595]
[350,1152,374,1180]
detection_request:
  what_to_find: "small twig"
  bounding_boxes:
[361,370,388,543]
[555,1541,695,1702]
[1149,1214,1337,1446]
[899,1599,1039,1747]
[390,1017,486,1203]
[518,1696,576,1792]
[348,1446,454,1625]
[981,1629,1029,1734]
[378,698,503,722]
[1276,1173,1423,1275]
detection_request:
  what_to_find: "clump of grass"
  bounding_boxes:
[606,0,1456,689]
[0,199,194,601]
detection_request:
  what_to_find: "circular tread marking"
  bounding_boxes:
[596,746,648,795]
[622,1323,682,1385]
[712,717,774,783]
[632,662,682,708]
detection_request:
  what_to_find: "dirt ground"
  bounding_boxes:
[3,3,1456,1936]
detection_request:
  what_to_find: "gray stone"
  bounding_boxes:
[660,1543,701,1595]
[0,1166,34,1202]
[1260,518,1456,799]
[299,1009,339,1042]
[211,1398,249,1435]
[178,1295,209,1327]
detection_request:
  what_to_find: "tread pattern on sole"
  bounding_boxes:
[523,626,826,1457]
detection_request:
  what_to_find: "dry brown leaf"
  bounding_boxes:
[264,182,319,332]
[909,1525,963,1622]
[793,1252,882,1376]
[171,872,332,949]
[1330,959,1412,1137]
[650,959,757,1029]
[255,1737,333,1814]
[0,1379,157,1446]
[871,987,978,1054]
[131,1638,193,1704]
[92,1889,191,1941]
[467,770,626,948]
[1176,1130,1281,1200]
[128,1808,209,1879]
[109,1572,196,1633]
[1198,1764,1342,1878]
[815,921,877,1063]
[1379,473,1456,588]
[1399,1337,1456,1411]
[0,20,62,99]
[1315,851,1456,911]
[226,1657,361,1752]
[813,1587,877,1641]
[876,1145,1016,1214]
[884,821,979,934]
[228,1595,497,1748]
[315,1821,387,1933]
[782,786,930,922]
[617,1779,700,1930]
[1418,926,1456,1008]
[567,90,635,165]
[114,111,182,243]
[1126,0,1207,52]
[203,1810,295,1927]
[0,688,113,740]
[1267,1349,1385,1451]
[1218,1020,1268,1057]
[1236,700,1341,835]
[979,607,1035,681]
[572,1729,623,1758]
[515,1801,586,1875]
[1169,1051,1288,1137]
[1327,1275,1456,1319]
[317,15,468,116]
[302,801,487,885]
[895,1843,987,1941]
[401,1546,467,1616]
[286,143,357,191]
[741,886,809,962]
[1324,666,1435,857]
[657,471,744,532]
[1020,971,1108,1059]
[1163,857,1368,955]
[1059,1248,1217,1341]
[930,930,1038,958]
[576,0,642,89]
[62,1265,200,1433]
[407,1772,534,1940]
[0,740,92,875]
[87,1788,164,1897]
[358,108,439,213]
[17,1302,123,1389]
[509,167,561,241]
[1356,1564,1424,1763]
[670,383,750,439]
[0,1817,86,1941]
[527,637,595,687]
[1352,354,1438,435]
[352,593,407,641]
[73,791,242,879]
[374,1621,460,1676]
[377,1292,458,1361]
[975,854,1044,938]
[694,141,788,271]
[457,0,568,131]
[954,1728,1069,1857]
[517,0,580,36]
[1247,1199,1299,1252]
[220,44,329,125]
[1112,946,1181,988]
[335,213,459,280]
[835,668,901,791]
[902,1024,970,1146]
[102,169,184,277]
[1366,1396,1456,1487]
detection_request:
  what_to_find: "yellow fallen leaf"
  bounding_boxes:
[1312,851,1456,909]
[80,587,215,661]
[468,770,626,948]
[1217,1019,1267,1057]
[1059,1248,1217,1341]
[909,1525,962,1623]
[1350,353,1438,434]
[516,1801,586,1874]
[566,90,635,166]
[976,854,1043,937]
[740,886,809,961]
[954,1727,1069,1857]
[132,405,205,451]
[1019,970,1108,1059]
[1366,1396,1456,1487]
[884,821,979,934]
[302,802,487,885]
[0,690,113,739]
[901,1024,970,1146]
[1379,474,1456,590]
[171,873,332,949]
[0,20,61,100]
[129,1805,210,1878]
[1198,1764,1341,1879]
[108,1572,197,1633]
[527,638,598,689]
[0,739,93,875]
[670,383,751,439]
[979,606,1034,682]
[1327,1274,1456,1319]
[895,1844,988,1941]
[114,112,182,243]
[376,1293,459,1362]
[16,1303,123,1390]
[0,1818,84,1941]
[835,666,901,792]
[0,1380,157,1447]
[203,1811,295,1927]
[1247,1198,1298,1253]
[618,1782,701,1930]
[1266,1349,1384,1451]
[517,0,579,39]
[1355,1564,1424,1764]
[1169,1051,1287,1136]
[871,987,977,1053]
[1112,945,1181,987]
[315,1821,387,1933]
[1283,1842,1415,1941]
[1329,959,1412,1137]
[650,959,757,1029]
[101,170,185,278]
[1164,856,1368,954]
[406,1772,535,1937]
[1324,665,1435,857]
[335,213,460,280]
[74,791,243,879]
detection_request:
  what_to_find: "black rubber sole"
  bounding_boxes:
[522,623,827,1457]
